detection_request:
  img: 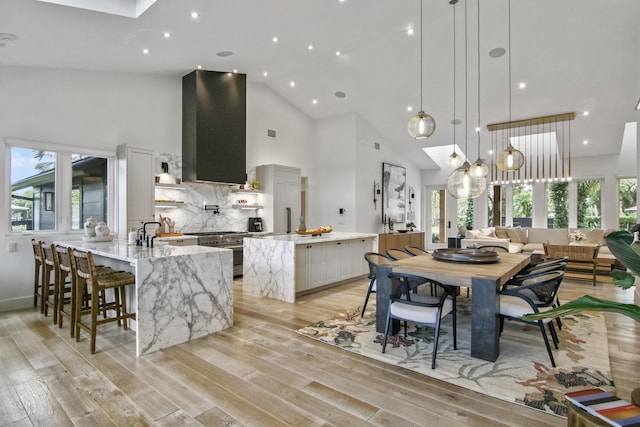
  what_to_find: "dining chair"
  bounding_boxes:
[404,245,430,256]
[382,271,457,369]
[475,245,509,253]
[498,270,565,367]
[362,252,392,317]
[519,256,569,275]
[386,248,413,260]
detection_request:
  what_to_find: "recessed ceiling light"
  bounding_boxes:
[233,69,238,73]
[163,32,171,38]
[142,48,150,54]
[475,126,481,132]
[263,71,268,77]
[339,0,346,3]
[489,47,506,58]
[190,12,198,19]
[488,149,494,155]
[583,140,589,145]
[312,99,318,105]
[407,28,414,36]
[583,111,589,116]
[335,51,341,56]
[308,45,313,50]
[518,82,526,89]
[197,65,202,70]
[407,106,413,112]
[290,81,295,87]
[334,91,346,98]
[272,36,278,43]
[216,51,233,57]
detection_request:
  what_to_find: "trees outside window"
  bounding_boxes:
[577,179,601,228]
[618,178,637,230]
[513,183,532,227]
[547,182,568,228]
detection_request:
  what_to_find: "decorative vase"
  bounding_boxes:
[95,221,110,237]
[84,217,97,237]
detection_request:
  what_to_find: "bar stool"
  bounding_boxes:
[57,246,115,337]
[72,250,136,353]
[40,242,61,321]
[31,239,44,311]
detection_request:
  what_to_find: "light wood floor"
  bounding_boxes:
[1,275,638,426]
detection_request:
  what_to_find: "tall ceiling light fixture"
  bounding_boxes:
[447,0,463,168]
[407,0,436,139]
[496,0,524,172]
[469,0,488,178]
[447,0,486,199]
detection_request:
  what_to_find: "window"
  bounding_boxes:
[457,197,473,231]
[618,178,637,230]
[512,183,532,227]
[9,141,114,233]
[487,184,506,227]
[577,179,601,228]
[547,182,568,228]
[431,189,445,243]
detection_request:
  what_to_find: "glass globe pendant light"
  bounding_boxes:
[447,1,463,168]
[469,0,488,178]
[407,0,436,139]
[496,0,524,172]
[446,0,486,199]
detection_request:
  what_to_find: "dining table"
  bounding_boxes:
[375,251,531,362]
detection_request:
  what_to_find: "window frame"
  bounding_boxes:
[6,138,116,235]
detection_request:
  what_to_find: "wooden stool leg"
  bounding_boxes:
[75,277,85,342]
[119,286,128,330]
[90,282,99,354]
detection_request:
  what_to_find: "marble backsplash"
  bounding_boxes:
[155,152,261,234]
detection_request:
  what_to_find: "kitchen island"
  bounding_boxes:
[54,239,233,356]
[243,232,377,302]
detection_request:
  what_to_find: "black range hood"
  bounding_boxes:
[182,70,247,184]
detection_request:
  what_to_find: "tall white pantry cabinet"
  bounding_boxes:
[117,144,155,239]
[256,164,301,234]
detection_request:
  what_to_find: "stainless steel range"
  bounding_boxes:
[185,232,250,277]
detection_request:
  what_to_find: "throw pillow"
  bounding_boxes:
[586,229,605,245]
[506,226,526,244]
[495,226,510,239]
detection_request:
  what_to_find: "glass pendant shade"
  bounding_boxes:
[496,143,525,171]
[407,110,436,139]
[448,150,463,168]
[469,157,489,178]
[447,161,487,199]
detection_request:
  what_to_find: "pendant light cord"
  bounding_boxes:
[452,1,456,151]
[420,0,424,111]
[477,0,481,158]
[508,0,512,123]
[464,0,468,157]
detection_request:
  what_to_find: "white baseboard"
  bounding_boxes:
[0,296,34,313]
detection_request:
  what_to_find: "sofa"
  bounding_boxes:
[460,226,616,256]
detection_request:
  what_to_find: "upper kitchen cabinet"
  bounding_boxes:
[257,164,301,234]
[117,144,155,238]
[182,70,247,184]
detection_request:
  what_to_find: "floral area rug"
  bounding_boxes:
[297,298,614,418]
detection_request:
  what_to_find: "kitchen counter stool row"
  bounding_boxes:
[31,239,136,353]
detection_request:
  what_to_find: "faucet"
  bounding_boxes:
[141,221,162,246]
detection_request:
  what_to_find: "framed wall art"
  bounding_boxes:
[382,162,406,223]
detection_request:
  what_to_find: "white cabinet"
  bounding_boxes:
[256,164,301,234]
[117,145,155,238]
[295,237,374,293]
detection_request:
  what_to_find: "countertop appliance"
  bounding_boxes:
[184,231,249,277]
[248,217,263,232]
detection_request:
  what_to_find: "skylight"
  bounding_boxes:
[37,0,157,18]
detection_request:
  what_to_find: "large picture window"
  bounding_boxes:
[9,142,113,233]
[618,178,637,230]
[547,182,568,228]
[577,179,601,228]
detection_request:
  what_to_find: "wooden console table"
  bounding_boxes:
[378,231,424,254]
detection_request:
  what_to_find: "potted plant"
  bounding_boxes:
[524,229,640,323]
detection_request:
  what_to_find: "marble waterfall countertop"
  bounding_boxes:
[243,232,377,303]
[54,239,233,357]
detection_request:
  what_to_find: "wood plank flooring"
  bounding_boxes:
[0,275,638,426]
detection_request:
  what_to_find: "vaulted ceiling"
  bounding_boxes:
[2,0,639,170]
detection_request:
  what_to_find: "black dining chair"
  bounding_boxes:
[382,271,457,369]
[498,270,565,367]
[404,245,430,256]
[386,248,413,260]
[361,252,393,318]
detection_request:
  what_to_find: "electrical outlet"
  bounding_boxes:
[7,242,17,252]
